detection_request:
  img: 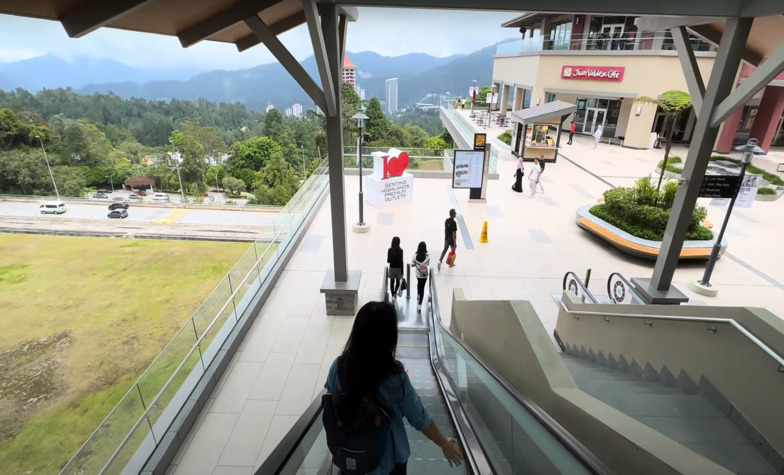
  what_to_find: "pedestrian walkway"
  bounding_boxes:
[168,117,784,474]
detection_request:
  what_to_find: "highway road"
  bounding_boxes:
[0,201,276,227]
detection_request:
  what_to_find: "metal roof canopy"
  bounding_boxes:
[509,100,577,125]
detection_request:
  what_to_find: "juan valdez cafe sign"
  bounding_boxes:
[561,66,625,82]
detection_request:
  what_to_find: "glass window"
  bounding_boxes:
[577,98,587,110]
[598,99,609,109]
[587,98,597,108]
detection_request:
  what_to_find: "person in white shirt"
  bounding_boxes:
[411,241,431,312]
[529,158,542,197]
[593,125,603,149]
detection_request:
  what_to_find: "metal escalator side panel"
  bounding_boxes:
[563,271,599,304]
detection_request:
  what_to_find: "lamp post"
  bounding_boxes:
[300,145,306,178]
[689,138,765,296]
[351,109,369,233]
[35,135,59,200]
[106,173,115,193]
[470,79,477,118]
[169,140,186,205]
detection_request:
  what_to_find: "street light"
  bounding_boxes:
[351,109,369,233]
[300,145,306,178]
[692,138,765,295]
[169,140,186,205]
[106,173,115,193]
[470,79,477,118]
[35,135,59,200]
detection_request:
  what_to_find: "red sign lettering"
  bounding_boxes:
[561,66,625,82]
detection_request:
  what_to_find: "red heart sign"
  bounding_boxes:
[385,152,410,177]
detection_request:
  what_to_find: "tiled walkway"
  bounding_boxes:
[169,111,784,474]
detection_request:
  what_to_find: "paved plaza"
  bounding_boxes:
[167,111,784,474]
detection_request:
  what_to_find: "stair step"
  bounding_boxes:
[574,379,686,396]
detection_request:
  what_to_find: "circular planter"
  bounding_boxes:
[576,204,725,261]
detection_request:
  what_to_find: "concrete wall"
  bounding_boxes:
[493,55,539,90]
[449,290,731,475]
[556,294,784,459]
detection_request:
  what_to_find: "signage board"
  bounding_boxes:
[366,174,413,207]
[698,175,741,199]
[452,150,485,189]
[473,133,487,151]
[736,174,761,208]
[561,66,625,82]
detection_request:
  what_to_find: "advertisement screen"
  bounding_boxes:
[452,150,485,189]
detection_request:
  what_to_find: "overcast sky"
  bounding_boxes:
[0,8,519,71]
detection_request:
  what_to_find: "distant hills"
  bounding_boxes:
[0,46,501,111]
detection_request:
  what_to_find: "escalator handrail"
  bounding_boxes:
[380,265,389,302]
[255,389,327,475]
[606,272,643,304]
[430,275,615,475]
[425,269,493,475]
[563,271,598,304]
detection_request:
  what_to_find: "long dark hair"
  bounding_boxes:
[338,301,404,397]
[390,236,401,250]
[415,241,427,262]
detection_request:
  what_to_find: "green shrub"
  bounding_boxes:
[592,177,712,241]
[497,130,513,146]
[757,187,777,195]
[657,156,682,173]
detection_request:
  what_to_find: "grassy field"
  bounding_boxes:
[0,234,250,474]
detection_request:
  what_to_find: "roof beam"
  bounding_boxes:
[688,24,763,66]
[243,15,327,113]
[178,0,283,48]
[303,0,336,116]
[671,26,705,116]
[235,12,305,52]
[711,40,784,127]
[60,0,154,38]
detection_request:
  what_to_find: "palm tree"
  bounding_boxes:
[633,90,692,194]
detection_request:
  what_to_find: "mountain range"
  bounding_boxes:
[0,46,499,110]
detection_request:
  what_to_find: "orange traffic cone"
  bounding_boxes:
[480,221,488,243]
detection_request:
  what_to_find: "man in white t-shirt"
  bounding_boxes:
[529,158,542,197]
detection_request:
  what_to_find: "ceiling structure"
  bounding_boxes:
[1,0,783,57]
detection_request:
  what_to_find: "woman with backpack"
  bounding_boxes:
[324,302,463,474]
[387,237,404,298]
[411,241,430,312]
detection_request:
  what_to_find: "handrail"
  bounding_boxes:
[606,272,644,304]
[563,271,598,304]
[61,160,330,474]
[426,269,490,475]
[380,266,389,302]
[559,301,784,371]
[429,277,613,474]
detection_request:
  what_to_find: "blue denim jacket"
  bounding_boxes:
[326,358,432,474]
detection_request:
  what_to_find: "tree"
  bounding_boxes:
[263,109,287,143]
[342,82,362,143]
[633,90,692,194]
[223,176,246,194]
[364,98,389,144]
[476,86,492,103]
[205,165,226,190]
[229,136,280,172]
[169,129,206,192]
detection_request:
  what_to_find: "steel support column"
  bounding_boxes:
[671,26,705,116]
[644,17,753,297]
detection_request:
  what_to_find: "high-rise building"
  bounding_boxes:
[343,55,356,87]
[285,108,293,117]
[385,78,399,114]
[292,103,303,118]
[265,104,276,113]
[358,88,366,100]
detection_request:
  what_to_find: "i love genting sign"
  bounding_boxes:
[372,149,410,180]
[367,149,414,207]
[561,66,625,82]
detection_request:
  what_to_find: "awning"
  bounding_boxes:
[124,177,156,187]
[509,100,577,125]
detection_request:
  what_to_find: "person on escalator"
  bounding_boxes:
[412,241,430,312]
[387,237,404,298]
[325,301,464,474]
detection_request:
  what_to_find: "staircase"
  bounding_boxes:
[561,350,780,475]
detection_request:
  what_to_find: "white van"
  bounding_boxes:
[153,193,170,202]
[40,201,67,215]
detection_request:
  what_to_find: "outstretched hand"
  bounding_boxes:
[440,438,464,467]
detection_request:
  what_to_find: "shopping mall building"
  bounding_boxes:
[492,13,784,152]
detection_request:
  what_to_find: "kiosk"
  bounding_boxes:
[510,100,577,162]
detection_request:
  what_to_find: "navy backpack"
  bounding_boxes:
[322,392,393,474]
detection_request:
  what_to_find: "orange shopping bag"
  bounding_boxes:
[446,249,457,266]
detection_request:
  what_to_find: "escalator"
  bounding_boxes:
[256,269,612,474]
[562,270,645,305]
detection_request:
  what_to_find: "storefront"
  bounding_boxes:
[572,97,624,137]
[510,100,577,162]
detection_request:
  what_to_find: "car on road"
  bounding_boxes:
[92,193,108,200]
[97,188,112,194]
[128,194,141,202]
[108,209,128,219]
[133,190,147,196]
[153,193,170,202]
[108,203,129,210]
[40,201,67,214]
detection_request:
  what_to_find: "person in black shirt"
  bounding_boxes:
[387,236,404,298]
[438,209,457,271]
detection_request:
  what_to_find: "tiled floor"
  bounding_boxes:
[168,111,784,474]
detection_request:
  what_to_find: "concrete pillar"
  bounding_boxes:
[715,106,744,153]
[501,84,511,116]
[749,86,784,152]
[541,17,553,50]
[514,87,525,111]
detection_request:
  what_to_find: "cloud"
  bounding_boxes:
[0,8,518,70]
